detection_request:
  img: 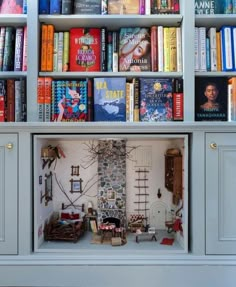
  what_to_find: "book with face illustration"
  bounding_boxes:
[119,27,151,72]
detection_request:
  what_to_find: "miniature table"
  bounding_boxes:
[135,228,157,243]
[99,223,116,243]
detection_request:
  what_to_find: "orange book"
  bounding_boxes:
[47,24,54,72]
[216,31,222,71]
[40,24,48,72]
[151,26,158,72]
[44,77,52,122]
[37,77,45,122]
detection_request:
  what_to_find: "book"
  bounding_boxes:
[93,77,126,121]
[158,25,164,72]
[61,0,73,14]
[87,78,93,121]
[198,26,207,72]
[207,27,217,71]
[3,26,15,71]
[22,25,27,71]
[233,0,236,13]
[69,28,101,72]
[40,24,48,72]
[100,27,107,72]
[169,26,177,71]
[0,0,23,14]
[50,0,61,14]
[228,77,236,121]
[6,79,15,122]
[232,26,236,71]
[14,79,22,122]
[0,27,6,71]
[173,78,183,121]
[139,0,145,14]
[46,24,55,71]
[112,31,118,72]
[39,0,50,14]
[0,80,6,122]
[62,31,69,71]
[163,27,170,72]
[194,0,223,14]
[44,77,52,122]
[37,77,45,122]
[220,26,234,71]
[53,32,58,71]
[151,26,158,72]
[139,78,173,122]
[20,78,26,121]
[107,31,113,72]
[224,0,233,14]
[133,77,140,122]
[176,27,182,72]
[74,0,101,14]
[14,27,24,71]
[53,80,88,122]
[119,27,151,72]
[101,0,108,14]
[195,77,228,121]
[57,31,64,72]
[216,31,222,71]
[108,0,140,14]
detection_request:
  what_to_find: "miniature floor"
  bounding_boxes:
[37,230,184,253]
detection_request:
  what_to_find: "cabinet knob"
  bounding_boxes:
[6,142,13,150]
[210,142,217,149]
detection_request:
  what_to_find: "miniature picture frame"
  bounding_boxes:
[107,190,116,201]
[70,178,83,193]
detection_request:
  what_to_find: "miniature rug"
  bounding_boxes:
[90,234,111,245]
[160,238,175,245]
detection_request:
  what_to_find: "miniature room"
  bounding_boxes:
[33,134,188,253]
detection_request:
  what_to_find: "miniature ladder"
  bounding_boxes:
[134,168,150,226]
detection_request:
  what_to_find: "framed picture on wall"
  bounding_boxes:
[70,178,83,193]
[107,189,116,201]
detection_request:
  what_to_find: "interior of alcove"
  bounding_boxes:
[33,134,188,253]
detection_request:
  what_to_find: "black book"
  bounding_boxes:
[61,0,73,14]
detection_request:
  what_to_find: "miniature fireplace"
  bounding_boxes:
[97,139,126,227]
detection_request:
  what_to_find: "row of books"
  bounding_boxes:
[0,0,27,14]
[0,78,27,122]
[39,0,180,15]
[0,26,27,72]
[40,25,182,73]
[195,0,236,15]
[37,76,184,122]
[195,26,236,72]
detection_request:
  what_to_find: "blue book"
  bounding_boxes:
[39,0,50,14]
[23,0,27,14]
[220,26,234,71]
[224,0,233,14]
[139,78,173,122]
[194,0,224,14]
[233,0,236,13]
[206,37,211,71]
[94,77,126,121]
[50,0,61,14]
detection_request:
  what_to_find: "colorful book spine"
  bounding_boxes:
[23,0,27,14]
[53,32,58,71]
[0,80,6,122]
[133,77,140,122]
[57,31,64,72]
[37,77,45,122]
[158,25,164,72]
[126,82,131,122]
[220,26,234,71]
[216,31,222,71]
[50,0,61,14]
[47,24,55,71]
[3,26,15,72]
[62,31,69,72]
[224,0,233,14]
[61,0,73,14]
[151,26,158,72]
[173,78,183,121]
[101,0,108,14]
[163,27,170,72]
[74,0,101,14]
[107,31,113,72]
[139,0,145,14]
[39,0,50,14]
[22,25,27,71]
[40,24,48,71]
[101,27,107,72]
[87,78,93,121]
[14,27,24,71]
[44,77,52,122]
[15,80,22,122]
[169,26,177,72]
[206,37,211,71]
[6,79,15,122]
[0,27,6,71]
[20,78,26,122]
[112,31,118,72]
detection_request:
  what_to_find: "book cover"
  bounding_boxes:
[0,79,6,122]
[163,27,170,72]
[50,0,61,14]
[228,77,236,121]
[133,77,140,122]
[173,78,183,121]
[39,0,50,14]
[0,0,23,14]
[53,32,58,71]
[107,31,113,72]
[74,0,101,14]
[101,0,108,14]
[54,80,88,122]
[57,31,64,72]
[195,0,223,14]
[195,77,228,121]
[119,27,151,72]
[112,31,118,72]
[20,78,26,121]
[169,26,177,72]
[158,25,164,72]
[139,77,173,122]
[224,0,233,14]
[93,77,126,121]
[69,28,101,71]
[44,77,52,122]
[108,0,140,14]
[14,27,24,71]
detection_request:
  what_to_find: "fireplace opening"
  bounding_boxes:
[103,217,120,228]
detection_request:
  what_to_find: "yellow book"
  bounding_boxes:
[169,27,177,72]
[164,27,170,72]
[216,31,222,71]
[62,31,69,72]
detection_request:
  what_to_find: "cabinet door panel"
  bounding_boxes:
[0,134,18,254]
[206,133,236,254]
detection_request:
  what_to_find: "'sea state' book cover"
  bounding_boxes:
[119,27,151,72]
[93,77,126,122]
[108,0,140,14]
[195,77,228,121]
[69,28,101,71]
[194,0,223,14]
[53,79,88,122]
[139,78,173,122]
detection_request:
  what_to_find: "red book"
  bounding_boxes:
[173,78,183,121]
[151,25,158,72]
[6,79,15,122]
[0,80,6,122]
[69,28,101,72]
[22,25,27,71]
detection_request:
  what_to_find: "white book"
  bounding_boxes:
[176,27,182,72]
[129,82,134,122]
[53,32,58,72]
[15,80,22,122]
[232,27,236,70]
[198,27,207,72]
[158,26,164,72]
[208,27,217,71]
[194,27,199,71]
[57,31,64,72]
[220,26,233,71]
[145,0,150,15]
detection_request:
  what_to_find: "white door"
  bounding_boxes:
[0,134,18,254]
[206,133,236,254]
[149,201,167,230]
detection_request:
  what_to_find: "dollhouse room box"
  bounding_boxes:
[33,133,188,255]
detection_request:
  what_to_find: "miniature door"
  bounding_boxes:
[165,154,182,205]
[0,134,18,254]
[206,133,236,254]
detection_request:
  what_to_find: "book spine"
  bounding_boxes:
[216,31,222,71]
[231,77,236,121]
[62,31,69,71]
[87,78,93,122]
[206,37,211,71]
[47,24,55,71]
[50,0,61,14]
[232,26,236,70]
[126,82,131,122]
[172,0,180,14]
[101,27,107,72]
[129,82,134,122]
[57,31,64,72]
[101,0,108,14]
[224,0,233,14]
[107,31,113,72]
[3,26,15,72]
[221,26,234,71]
[163,27,170,72]
[169,27,177,71]
[37,77,45,122]
[44,77,52,122]
[23,0,27,14]
[39,0,50,14]
[6,79,15,122]
[0,27,6,71]
[145,0,151,14]
[133,78,140,122]
[0,80,6,122]
[151,26,158,72]
[61,0,72,14]
[14,27,24,71]
[208,27,217,71]
[20,78,26,122]
[40,24,48,71]
[173,78,183,121]
[112,31,118,72]
[53,32,58,71]
[176,27,182,72]
[233,0,236,13]
[158,26,164,72]
[139,0,145,14]
[198,27,207,72]
[22,26,27,71]
[228,78,233,121]
[14,80,22,122]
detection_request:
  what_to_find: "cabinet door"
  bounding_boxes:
[206,133,236,254]
[0,134,18,254]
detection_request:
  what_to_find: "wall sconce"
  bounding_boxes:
[157,188,162,199]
